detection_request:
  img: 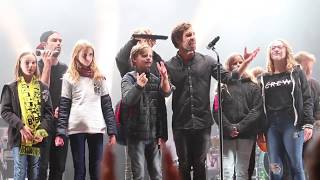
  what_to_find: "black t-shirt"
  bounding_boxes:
[38,60,68,109]
[264,72,293,111]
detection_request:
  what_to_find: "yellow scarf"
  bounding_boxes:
[18,76,48,156]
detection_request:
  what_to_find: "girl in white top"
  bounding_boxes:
[55,40,117,180]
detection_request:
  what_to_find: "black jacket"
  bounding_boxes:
[0,81,53,149]
[121,71,169,140]
[165,52,238,130]
[309,78,320,121]
[260,66,314,129]
[115,39,163,77]
[213,78,264,139]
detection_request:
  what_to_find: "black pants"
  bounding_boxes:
[38,134,68,180]
[173,128,211,180]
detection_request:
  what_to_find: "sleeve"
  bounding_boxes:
[101,94,117,136]
[56,78,72,136]
[115,39,138,77]
[99,79,117,135]
[212,92,234,136]
[121,73,144,106]
[100,78,109,96]
[40,85,54,133]
[313,80,320,121]
[156,96,168,140]
[299,69,315,128]
[207,55,239,84]
[237,83,264,133]
[0,85,24,130]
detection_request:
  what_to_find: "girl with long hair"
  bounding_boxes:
[55,40,117,180]
[1,51,53,180]
[261,39,313,180]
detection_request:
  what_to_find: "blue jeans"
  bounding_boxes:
[267,111,305,180]
[173,128,211,180]
[127,138,162,180]
[69,133,103,180]
[12,146,40,180]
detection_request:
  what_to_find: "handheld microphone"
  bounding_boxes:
[207,36,220,49]
[132,34,168,40]
[35,49,59,56]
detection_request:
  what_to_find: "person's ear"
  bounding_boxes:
[132,59,136,66]
[42,42,48,49]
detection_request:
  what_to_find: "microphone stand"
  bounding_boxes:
[208,46,224,180]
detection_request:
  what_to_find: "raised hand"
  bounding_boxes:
[157,61,168,80]
[243,47,260,62]
[42,50,55,66]
[238,47,260,76]
[136,72,148,88]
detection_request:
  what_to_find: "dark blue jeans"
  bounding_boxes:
[267,111,305,180]
[38,133,68,180]
[69,133,103,180]
[173,128,211,180]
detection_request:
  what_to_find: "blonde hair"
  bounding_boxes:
[129,44,152,67]
[250,66,266,78]
[294,51,316,64]
[266,39,297,74]
[225,53,243,72]
[133,27,152,35]
[67,40,104,82]
[14,51,39,81]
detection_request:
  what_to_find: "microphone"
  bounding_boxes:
[132,34,168,40]
[207,36,220,49]
[35,49,59,56]
[35,43,59,57]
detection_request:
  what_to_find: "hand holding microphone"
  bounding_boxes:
[35,43,59,57]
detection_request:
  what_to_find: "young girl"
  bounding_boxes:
[261,39,313,180]
[55,40,117,180]
[213,53,263,179]
[1,51,53,180]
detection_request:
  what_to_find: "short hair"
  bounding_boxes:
[251,66,266,78]
[171,22,192,48]
[294,51,316,64]
[132,27,152,35]
[129,44,152,67]
[40,30,57,42]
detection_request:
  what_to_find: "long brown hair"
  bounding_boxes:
[14,51,39,81]
[67,40,104,82]
[266,39,297,74]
